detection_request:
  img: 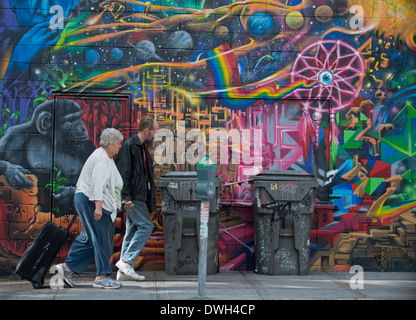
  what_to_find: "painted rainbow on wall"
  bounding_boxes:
[200,44,320,109]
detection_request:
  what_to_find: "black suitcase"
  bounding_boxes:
[15,216,77,289]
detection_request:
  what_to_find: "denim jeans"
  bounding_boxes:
[120,200,153,265]
[66,192,115,276]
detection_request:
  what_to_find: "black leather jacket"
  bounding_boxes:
[115,134,156,212]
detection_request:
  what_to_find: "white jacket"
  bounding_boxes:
[76,147,122,222]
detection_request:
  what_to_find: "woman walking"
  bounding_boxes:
[55,128,124,289]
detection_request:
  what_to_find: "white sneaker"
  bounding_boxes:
[115,260,145,281]
[93,276,122,289]
[116,270,145,281]
[55,263,75,288]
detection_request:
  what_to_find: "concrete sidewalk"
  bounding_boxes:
[0,271,415,300]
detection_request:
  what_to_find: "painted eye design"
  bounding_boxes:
[318,70,333,85]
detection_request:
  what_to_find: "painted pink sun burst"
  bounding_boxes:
[291,40,364,113]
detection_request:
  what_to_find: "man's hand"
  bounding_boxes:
[124,201,134,210]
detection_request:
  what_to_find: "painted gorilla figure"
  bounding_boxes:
[0,99,95,217]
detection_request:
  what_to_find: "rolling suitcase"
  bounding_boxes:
[15,216,77,289]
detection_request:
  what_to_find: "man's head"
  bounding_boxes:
[138,117,159,146]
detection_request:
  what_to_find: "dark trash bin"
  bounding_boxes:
[252,170,317,275]
[158,171,220,275]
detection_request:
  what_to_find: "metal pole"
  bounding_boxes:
[197,200,210,298]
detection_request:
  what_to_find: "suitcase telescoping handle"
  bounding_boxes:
[67,215,78,231]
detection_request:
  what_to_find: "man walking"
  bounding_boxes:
[115,117,159,280]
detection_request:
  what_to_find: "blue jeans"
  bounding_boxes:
[66,192,115,276]
[120,200,153,265]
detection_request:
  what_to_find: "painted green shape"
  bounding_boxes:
[336,145,350,158]
[330,140,338,170]
[408,103,416,118]
[343,130,362,149]
[380,142,406,164]
[398,193,409,201]
[360,112,368,121]
[381,104,416,157]
[402,170,412,181]
[364,177,385,195]
[408,73,416,84]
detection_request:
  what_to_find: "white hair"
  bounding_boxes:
[100,128,123,148]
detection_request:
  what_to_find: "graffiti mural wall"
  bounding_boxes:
[0,0,415,273]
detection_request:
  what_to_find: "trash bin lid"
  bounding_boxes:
[165,171,198,178]
[254,170,315,181]
[159,171,221,188]
[158,171,197,189]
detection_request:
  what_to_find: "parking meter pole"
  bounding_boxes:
[197,200,210,299]
[196,157,217,299]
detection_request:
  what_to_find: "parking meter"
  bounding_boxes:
[196,158,217,201]
[195,158,217,298]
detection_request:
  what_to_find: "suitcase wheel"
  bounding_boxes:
[32,280,44,289]
[32,267,47,289]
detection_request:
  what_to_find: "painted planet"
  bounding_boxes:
[315,5,333,23]
[247,12,274,37]
[214,25,229,40]
[285,11,304,30]
[112,48,123,60]
[85,49,100,65]
[166,30,193,50]
[134,40,161,61]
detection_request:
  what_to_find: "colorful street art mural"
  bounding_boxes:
[0,0,415,274]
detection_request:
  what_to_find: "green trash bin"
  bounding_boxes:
[158,171,220,275]
[253,170,317,275]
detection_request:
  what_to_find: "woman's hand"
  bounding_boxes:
[94,201,103,221]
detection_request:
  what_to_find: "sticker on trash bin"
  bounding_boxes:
[271,182,297,193]
[168,182,179,189]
